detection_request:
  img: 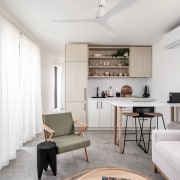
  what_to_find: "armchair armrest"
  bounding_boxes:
[42,124,55,141]
[73,120,88,136]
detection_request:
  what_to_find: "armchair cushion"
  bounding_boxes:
[43,112,75,137]
[54,134,90,153]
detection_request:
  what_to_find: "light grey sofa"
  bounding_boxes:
[152,130,180,180]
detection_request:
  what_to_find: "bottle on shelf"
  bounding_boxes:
[108,86,113,97]
[101,91,105,98]
[96,86,99,97]
[115,88,121,97]
[105,91,108,97]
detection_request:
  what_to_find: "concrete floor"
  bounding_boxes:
[0,131,164,180]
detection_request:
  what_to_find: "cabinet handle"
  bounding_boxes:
[97,101,98,109]
[101,101,102,109]
[84,88,87,100]
[84,103,86,111]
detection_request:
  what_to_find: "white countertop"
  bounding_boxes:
[111,100,165,107]
[88,97,156,101]
[88,97,180,106]
[111,100,180,107]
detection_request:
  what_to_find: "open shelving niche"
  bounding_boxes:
[88,46,130,78]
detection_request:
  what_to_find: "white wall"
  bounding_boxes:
[88,78,149,97]
[149,40,180,127]
[41,49,65,113]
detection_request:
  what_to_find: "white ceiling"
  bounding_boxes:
[0,0,180,55]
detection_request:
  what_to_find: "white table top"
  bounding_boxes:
[112,100,180,107]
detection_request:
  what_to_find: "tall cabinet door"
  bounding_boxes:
[130,47,152,77]
[66,102,87,123]
[65,44,88,123]
[66,44,88,62]
[65,61,87,101]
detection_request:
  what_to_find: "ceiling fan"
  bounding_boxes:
[53,0,137,36]
[95,0,106,18]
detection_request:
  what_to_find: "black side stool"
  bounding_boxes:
[37,141,57,179]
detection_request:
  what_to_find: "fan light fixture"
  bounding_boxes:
[96,0,106,18]
[96,6,105,18]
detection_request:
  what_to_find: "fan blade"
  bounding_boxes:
[53,19,93,23]
[99,22,117,37]
[101,0,137,20]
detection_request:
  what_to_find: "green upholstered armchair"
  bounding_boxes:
[42,112,90,162]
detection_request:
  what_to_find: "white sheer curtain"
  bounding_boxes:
[19,35,42,142]
[0,17,42,170]
[0,17,21,169]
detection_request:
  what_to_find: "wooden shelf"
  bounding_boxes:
[88,46,130,79]
[88,76,129,78]
[89,66,129,69]
[89,56,129,59]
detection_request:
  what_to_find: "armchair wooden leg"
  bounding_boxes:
[84,147,89,162]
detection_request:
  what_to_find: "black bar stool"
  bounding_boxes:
[143,112,166,129]
[133,107,155,153]
[122,107,159,153]
[37,141,57,179]
[122,112,147,153]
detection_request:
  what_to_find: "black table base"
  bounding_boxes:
[37,141,57,179]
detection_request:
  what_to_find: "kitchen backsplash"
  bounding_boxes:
[88,78,149,98]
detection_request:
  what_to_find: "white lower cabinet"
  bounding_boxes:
[88,99,112,127]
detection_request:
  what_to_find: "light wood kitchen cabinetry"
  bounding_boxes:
[66,44,88,62]
[88,46,152,78]
[129,47,152,77]
[88,46,130,78]
[66,102,87,123]
[65,44,88,123]
[88,99,112,127]
[65,61,87,101]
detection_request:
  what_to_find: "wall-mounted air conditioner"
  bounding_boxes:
[163,26,180,49]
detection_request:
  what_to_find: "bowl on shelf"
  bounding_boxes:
[89,69,96,76]
[104,71,110,76]
[94,53,102,57]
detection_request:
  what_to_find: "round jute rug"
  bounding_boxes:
[63,167,151,180]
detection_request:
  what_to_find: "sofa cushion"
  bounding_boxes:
[167,122,180,129]
[155,141,180,175]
